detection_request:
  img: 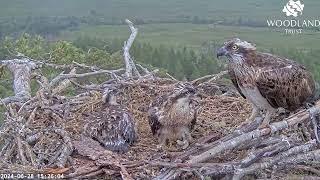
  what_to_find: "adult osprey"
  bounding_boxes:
[83,87,136,153]
[216,38,315,128]
[148,83,200,150]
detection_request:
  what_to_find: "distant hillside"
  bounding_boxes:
[1,0,319,22]
[1,0,319,39]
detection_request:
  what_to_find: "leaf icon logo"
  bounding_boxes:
[283,0,305,17]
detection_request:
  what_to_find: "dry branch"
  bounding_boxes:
[191,70,228,85]
[51,68,123,84]
[232,140,317,180]
[52,68,76,95]
[165,73,178,81]
[123,19,140,78]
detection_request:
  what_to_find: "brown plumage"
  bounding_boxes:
[148,83,200,150]
[83,88,136,153]
[217,38,315,127]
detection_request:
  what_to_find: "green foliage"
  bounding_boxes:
[49,41,85,64]
[0,34,46,59]
[0,76,13,98]
[0,106,4,124]
[86,48,123,69]
[0,34,118,100]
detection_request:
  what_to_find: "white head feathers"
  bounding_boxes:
[233,38,256,50]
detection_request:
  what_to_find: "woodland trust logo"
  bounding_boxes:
[282,0,304,17]
[266,0,320,35]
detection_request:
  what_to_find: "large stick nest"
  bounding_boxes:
[1,19,320,180]
[1,77,320,179]
[0,77,251,178]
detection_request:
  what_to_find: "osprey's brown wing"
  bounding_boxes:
[228,64,246,99]
[148,108,162,136]
[254,53,315,111]
[148,94,167,136]
[117,108,137,145]
[189,108,198,130]
[84,105,136,153]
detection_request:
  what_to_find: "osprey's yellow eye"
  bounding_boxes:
[232,45,239,50]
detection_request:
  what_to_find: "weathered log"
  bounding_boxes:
[0,59,37,104]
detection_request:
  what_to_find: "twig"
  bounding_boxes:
[207,71,228,83]
[70,80,102,91]
[79,169,104,179]
[120,165,134,180]
[136,64,150,74]
[239,138,292,168]
[233,141,318,180]
[16,137,28,165]
[65,165,101,178]
[165,73,178,81]
[72,61,101,71]
[191,71,228,85]
[309,107,320,143]
[48,68,122,90]
[54,129,73,168]
[289,165,320,176]
[52,68,76,95]
[55,69,123,80]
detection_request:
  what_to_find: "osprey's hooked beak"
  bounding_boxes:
[216,46,228,58]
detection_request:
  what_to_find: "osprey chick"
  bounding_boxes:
[148,83,200,150]
[84,87,136,153]
[217,38,315,128]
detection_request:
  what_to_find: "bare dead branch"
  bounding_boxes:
[136,64,150,74]
[207,70,228,83]
[309,106,320,143]
[239,138,292,168]
[123,19,140,78]
[289,165,320,176]
[232,140,317,180]
[188,106,319,164]
[58,69,123,79]
[165,73,178,81]
[50,68,123,87]
[72,61,101,71]
[192,71,228,85]
[52,68,76,95]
